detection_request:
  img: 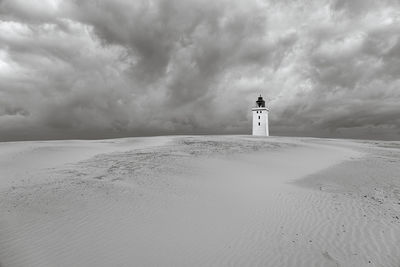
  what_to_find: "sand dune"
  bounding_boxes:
[1,136,399,266]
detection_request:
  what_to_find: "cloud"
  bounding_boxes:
[0,0,399,141]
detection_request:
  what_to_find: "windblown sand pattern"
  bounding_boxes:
[1,136,399,266]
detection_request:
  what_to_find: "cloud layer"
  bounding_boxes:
[0,0,399,141]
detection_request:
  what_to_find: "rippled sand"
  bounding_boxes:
[1,136,399,266]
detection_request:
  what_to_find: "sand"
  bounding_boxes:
[0,135,399,266]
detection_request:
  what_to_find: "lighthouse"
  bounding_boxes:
[252,95,269,136]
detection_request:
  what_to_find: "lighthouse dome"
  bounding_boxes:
[256,95,265,107]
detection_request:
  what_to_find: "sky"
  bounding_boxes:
[0,0,399,141]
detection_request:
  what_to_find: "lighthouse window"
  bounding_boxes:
[256,111,258,113]
[258,122,260,126]
[258,116,260,119]
[260,111,262,113]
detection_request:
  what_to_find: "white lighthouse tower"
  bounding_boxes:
[252,95,269,136]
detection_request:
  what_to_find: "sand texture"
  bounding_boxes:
[0,136,399,266]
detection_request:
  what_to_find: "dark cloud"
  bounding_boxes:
[0,0,399,141]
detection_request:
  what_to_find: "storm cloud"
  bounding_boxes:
[0,0,399,141]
